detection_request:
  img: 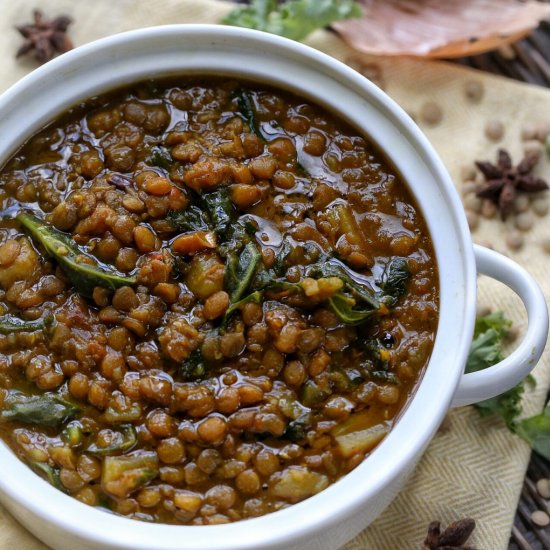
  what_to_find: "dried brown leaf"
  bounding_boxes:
[333,0,550,58]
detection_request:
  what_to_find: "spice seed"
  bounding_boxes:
[531,510,550,527]
[462,181,477,196]
[466,210,479,231]
[505,231,524,251]
[523,140,543,160]
[514,194,530,214]
[532,197,549,217]
[474,148,548,221]
[476,239,494,250]
[537,478,550,499]
[485,120,504,142]
[420,102,443,126]
[542,237,550,254]
[505,326,520,343]
[15,10,74,65]
[521,123,538,142]
[476,304,491,318]
[515,212,534,232]
[460,165,477,182]
[464,80,484,103]
[481,199,497,219]
[463,194,482,213]
[475,171,486,186]
[535,122,550,142]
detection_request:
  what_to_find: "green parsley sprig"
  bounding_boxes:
[466,312,550,461]
[466,312,534,431]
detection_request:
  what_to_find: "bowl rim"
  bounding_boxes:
[0,24,476,549]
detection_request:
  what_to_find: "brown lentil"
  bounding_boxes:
[235,469,261,495]
[197,417,227,445]
[303,131,327,156]
[420,101,443,126]
[203,291,230,320]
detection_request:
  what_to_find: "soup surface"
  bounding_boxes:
[0,78,438,525]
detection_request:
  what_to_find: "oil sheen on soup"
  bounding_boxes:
[0,78,438,525]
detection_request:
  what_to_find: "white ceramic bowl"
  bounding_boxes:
[0,25,547,550]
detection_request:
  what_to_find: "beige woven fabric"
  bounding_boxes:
[0,1,549,548]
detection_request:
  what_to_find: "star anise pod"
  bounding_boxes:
[475,149,548,220]
[423,518,477,550]
[15,9,74,64]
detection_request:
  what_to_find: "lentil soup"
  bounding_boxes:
[0,78,438,525]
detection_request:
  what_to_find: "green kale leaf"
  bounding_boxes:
[234,89,263,138]
[0,313,53,335]
[225,241,262,303]
[466,312,511,374]
[201,187,237,241]
[327,291,376,326]
[223,0,362,42]
[1,391,79,427]
[30,462,65,492]
[305,258,379,310]
[17,213,135,297]
[167,205,210,233]
[377,257,410,307]
[221,290,263,330]
[180,349,209,381]
[516,403,550,461]
[147,147,173,170]
[473,310,512,339]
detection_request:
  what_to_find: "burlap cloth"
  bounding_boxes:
[0,1,549,548]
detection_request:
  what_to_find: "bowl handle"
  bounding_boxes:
[451,244,548,408]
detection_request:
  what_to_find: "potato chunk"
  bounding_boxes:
[0,238,41,290]
[102,451,159,499]
[268,466,328,503]
[333,421,390,458]
[185,252,225,300]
